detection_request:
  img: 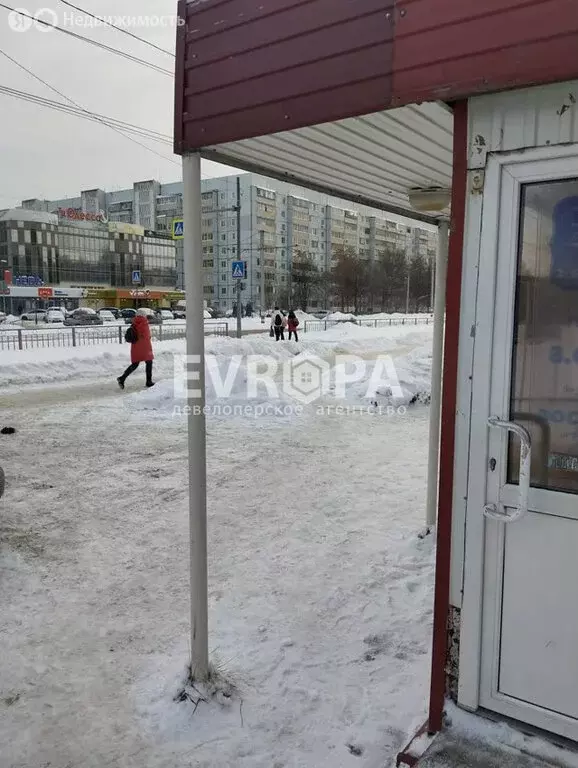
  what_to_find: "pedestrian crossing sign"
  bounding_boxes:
[172,219,184,239]
[232,261,245,279]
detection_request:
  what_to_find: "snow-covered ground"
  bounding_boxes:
[0,323,436,768]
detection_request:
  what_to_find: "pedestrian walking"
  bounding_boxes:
[271,306,285,341]
[117,308,155,389]
[287,310,300,341]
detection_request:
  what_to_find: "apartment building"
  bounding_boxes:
[16,173,437,310]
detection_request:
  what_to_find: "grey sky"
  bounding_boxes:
[0,0,237,208]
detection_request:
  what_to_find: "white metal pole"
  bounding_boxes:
[182,153,209,679]
[236,176,242,338]
[425,219,449,529]
[405,264,411,314]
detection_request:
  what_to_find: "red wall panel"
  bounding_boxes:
[174,0,578,153]
[391,0,578,104]
[175,0,395,152]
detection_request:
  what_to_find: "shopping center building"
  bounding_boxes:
[0,208,181,314]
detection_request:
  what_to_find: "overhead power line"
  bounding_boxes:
[57,0,175,57]
[0,47,180,167]
[0,3,173,76]
[0,84,173,144]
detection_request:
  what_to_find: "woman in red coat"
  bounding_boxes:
[287,310,300,341]
[117,309,155,389]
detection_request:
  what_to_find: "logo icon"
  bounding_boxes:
[8,7,58,32]
[283,356,330,405]
[7,7,33,31]
[33,7,58,31]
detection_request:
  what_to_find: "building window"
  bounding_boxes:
[11,230,18,243]
[221,287,226,294]
[221,260,226,267]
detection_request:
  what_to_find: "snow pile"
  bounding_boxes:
[126,325,433,417]
[357,312,433,321]
[327,311,357,322]
[125,335,302,418]
[0,340,187,389]
[0,324,434,422]
[295,309,318,323]
[2,314,22,325]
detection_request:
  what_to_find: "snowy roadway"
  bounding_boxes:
[0,324,435,768]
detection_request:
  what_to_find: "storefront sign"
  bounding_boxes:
[7,286,86,298]
[52,288,86,298]
[116,289,163,300]
[14,275,44,287]
[165,291,185,302]
[108,221,145,237]
[58,207,107,223]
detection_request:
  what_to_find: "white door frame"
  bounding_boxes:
[458,143,578,736]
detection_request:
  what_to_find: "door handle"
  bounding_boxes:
[484,418,532,523]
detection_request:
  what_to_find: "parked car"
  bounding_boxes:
[137,307,162,325]
[172,307,186,319]
[21,309,47,322]
[314,310,330,319]
[0,311,6,324]
[120,308,137,323]
[157,308,174,321]
[97,309,116,323]
[64,308,103,326]
[99,306,120,319]
[45,309,66,324]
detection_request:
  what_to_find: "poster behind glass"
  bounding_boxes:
[508,181,578,493]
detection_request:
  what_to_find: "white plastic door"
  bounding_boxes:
[473,149,578,742]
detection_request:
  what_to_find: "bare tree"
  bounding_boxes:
[409,253,431,312]
[331,246,369,313]
[373,247,408,311]
[290,250,321,311]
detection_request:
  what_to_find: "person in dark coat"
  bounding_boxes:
[287,310,300,341]
[271,306,285,341]
[117,309,155,389]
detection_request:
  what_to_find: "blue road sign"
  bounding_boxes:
[132,270,141,284]
[232,261,245,279]
[172,219,184,239]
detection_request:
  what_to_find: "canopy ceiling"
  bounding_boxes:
[199,102,454,225]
